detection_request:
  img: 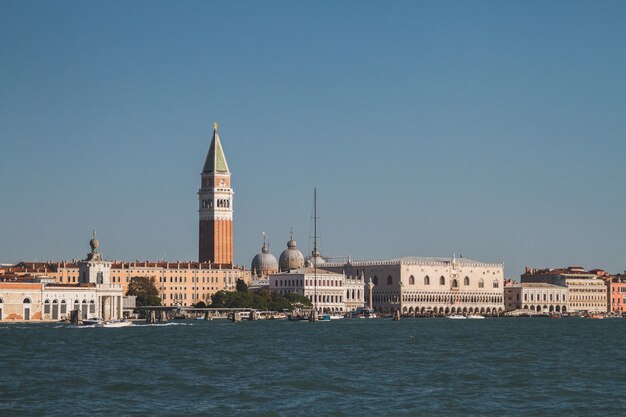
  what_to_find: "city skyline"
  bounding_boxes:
[1,1,625,276]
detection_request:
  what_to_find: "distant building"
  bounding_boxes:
[268,267,364,313]
[606,273,626,314]
[504,282,568,313]
[521,266,607,313]
[322,256,505,315]
[0,233,124,321]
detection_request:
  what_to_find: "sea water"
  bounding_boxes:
[1,318,625,416]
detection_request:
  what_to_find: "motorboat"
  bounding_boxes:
[98,320,132,328]
[329,313,344,320]
[350,307,377,319]
[446,315,466,319]
[467,314,485,319]
[82,318,103,326]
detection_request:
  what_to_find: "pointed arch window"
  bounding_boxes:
[464,276,470,286]
[424,276,430,285]
[409,275,415,285]
[439,276,445,285]
[452,279,458,288]
[387,275,393,285]
[478,278,484,288]
[373,276,378,285]
[493,280,499,288]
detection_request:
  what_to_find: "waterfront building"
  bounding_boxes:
[521,266,607,313]
[606,273,626,314]
[1,260,250,307]
[0,235,124,321]
[268,267,364,313]
[322,256,505,315]
[198,122,234,266]
[504,282,568,313]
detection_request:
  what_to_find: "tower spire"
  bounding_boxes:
[198,123,234,266]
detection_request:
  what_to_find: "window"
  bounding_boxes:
[44,299,51,314]
[424,276,430,285]
[478,278,484,288]
[373,276,378,285]
[439,276,445,285]
[493,280,499,288]
[61,300,67,314]
[409,275,415,285]
[387,276,392,285]
[90,300,96,314]
[452,279,458,288]
[464,276,470,286]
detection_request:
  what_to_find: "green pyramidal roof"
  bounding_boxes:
[202,127,230,174]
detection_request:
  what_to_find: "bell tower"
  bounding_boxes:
[198,122,234,266]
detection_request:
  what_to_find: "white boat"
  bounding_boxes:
[329,313,344,320]
[447,315,466,319]
[467,314,485,319]
[97,320,132,328]
[82,318,103,326]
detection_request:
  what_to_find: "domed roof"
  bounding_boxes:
[251,242,278,275]
[307,247,325,267]
[279,237,304,272]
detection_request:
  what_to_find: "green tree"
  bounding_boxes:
[126,276,161,306]
[236,278,248,292]
[194,301,207,308]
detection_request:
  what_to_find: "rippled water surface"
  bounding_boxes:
[2,318,626,416]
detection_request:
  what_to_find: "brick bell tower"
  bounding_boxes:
[198,122,234,266]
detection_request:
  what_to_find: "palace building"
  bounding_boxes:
[199,122,234,266]
[322,256,505,315]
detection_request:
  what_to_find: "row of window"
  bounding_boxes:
[374,275,499,288]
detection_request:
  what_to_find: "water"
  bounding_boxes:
[1,318,625,416]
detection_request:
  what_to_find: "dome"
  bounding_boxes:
[90,238,99,251]
[279,237,304,272]
[251,242,278,275]
[307,247,325,267]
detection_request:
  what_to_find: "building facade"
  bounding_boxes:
[269,267,364,313]
[504,282,568,313]
[198,123,234,266]
[521,267,607,313]
[322,256,505,315]
[0,235,124,322]
[606,274,626,314]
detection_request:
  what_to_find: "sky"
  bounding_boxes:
[1,0,625,277]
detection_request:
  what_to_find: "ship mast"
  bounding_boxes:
[311,187,318,321]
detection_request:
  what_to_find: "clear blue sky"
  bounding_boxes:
[1,0,625,277]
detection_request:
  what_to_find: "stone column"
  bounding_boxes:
[367,278,375,311]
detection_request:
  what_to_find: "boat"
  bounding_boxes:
[98,320,132,328]
[318,314,331,321]
[350,307,377,319]
[329,313,344,320]
[467,314,485,319]
[288,314,309,321]
[82,318,103,326]
[446,315,466,319]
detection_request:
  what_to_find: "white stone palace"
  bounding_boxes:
[321,256,505,315]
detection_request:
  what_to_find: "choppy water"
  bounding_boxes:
[1,318,626,416]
